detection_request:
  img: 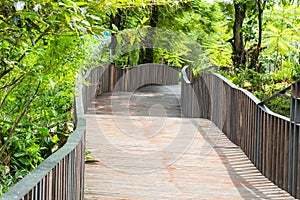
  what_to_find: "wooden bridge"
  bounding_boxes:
[1,64,300,200]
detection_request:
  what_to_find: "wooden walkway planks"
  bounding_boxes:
[84,85,294,200]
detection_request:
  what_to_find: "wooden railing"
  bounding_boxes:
[107,63,179,92]
[82,64,179,113]
[82,66,108,113]
[82,64,179,112]
[0,67,101,200]
[181,66,300,198]
[0,64,179,200]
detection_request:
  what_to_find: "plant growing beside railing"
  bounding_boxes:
[0,0,109,193]
[0,66,104,199]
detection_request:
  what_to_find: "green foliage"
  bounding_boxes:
[85,150,99,163]
[0,36,84,195]
[214,1,300,117]
[0,0,104,195]
[263,24,298,56]
[108,1,228,69]
[202,23,232,67]
[2,0,300,195]
[261,5,300,71]
[0,0,189,194]
[223,66,292,116]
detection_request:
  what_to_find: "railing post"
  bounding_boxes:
[230,89,236,144]
[109,63,115,92]
[199,76,204,118]
[254,105,261,170]
[288,81,300,196]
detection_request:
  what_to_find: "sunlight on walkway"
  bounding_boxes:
[84,85,294,200]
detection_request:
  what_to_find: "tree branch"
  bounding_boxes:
[0,66,13,80]
[17,26,51,63]
[0,74,25,90]
[0,80,41,158]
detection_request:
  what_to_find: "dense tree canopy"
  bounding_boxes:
[1,0,300,194]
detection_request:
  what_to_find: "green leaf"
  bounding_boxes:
[130,36,135,45]
[75,2,88,6]
[85,150,99,163]
[112,24,119,31]
[19,158,31,166]
[87,15,101,21]
[37,127,50,136]
[14,152,26,158]
[51,135,60,144]
[141,16,148,24]
[81,20,90,27]
[48,78,55,89]
[85,155,99,163]
[116,34,122,43]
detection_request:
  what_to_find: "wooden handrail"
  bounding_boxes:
[181,66,300,198]
[0,64,181,200]
[258,79,300,106]
[182,66,191,84]
[0,69,96,200]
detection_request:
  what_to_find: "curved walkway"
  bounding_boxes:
[84,85,294,199]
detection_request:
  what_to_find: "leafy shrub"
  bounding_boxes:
[222,65,295,117]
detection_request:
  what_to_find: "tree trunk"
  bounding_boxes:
[231,1,247,72]
[144,5,158,63]
[139,47,145,64]
[109,9,122,56]
[249,0,265,72]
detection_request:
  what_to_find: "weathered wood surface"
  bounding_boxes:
[84,85,293,200]
[181,67,300,197]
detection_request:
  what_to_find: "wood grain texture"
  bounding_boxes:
[84,85,293,200]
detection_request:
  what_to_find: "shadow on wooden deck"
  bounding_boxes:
[84,85,294,199]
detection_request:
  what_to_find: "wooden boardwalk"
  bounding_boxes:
[84,85,294,200]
